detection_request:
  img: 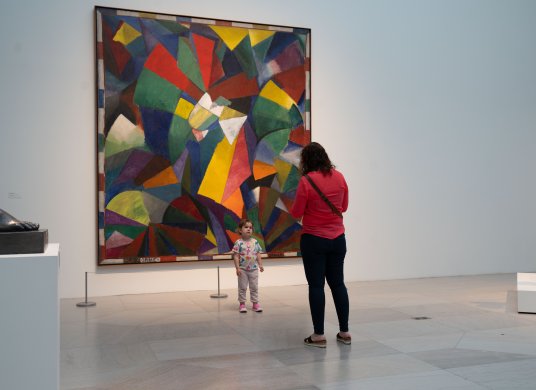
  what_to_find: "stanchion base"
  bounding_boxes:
[210,293,228,298]
[76,301,97,307]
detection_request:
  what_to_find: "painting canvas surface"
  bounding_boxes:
[96,7,311,265]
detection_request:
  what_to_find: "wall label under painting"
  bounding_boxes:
[96,6,311,265]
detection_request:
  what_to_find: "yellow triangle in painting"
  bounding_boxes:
[253,160,277,180]
[259,80,295,110]
[222,186,244,218]
[113,22,141,46]
[198,136,237,203]
[249,30,275,46]
[209,25,248,50]
[143,166,179,189]
[275,158,292,188]
[205,226,217,246]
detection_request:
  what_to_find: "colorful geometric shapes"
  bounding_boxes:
[96,7,310,264]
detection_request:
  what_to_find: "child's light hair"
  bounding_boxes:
[236,218,253,233]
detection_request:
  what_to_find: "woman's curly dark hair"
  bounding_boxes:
[299,142,334,175]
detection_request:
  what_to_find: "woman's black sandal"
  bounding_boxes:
[304,335,326,348]
[336,333,351,345]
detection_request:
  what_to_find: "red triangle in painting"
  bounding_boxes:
[145,44,200,95]
[209,49,225,87]
[169,196,204,221]
[222,128,250,201]
[208,73,259,100]
[192,33,215,91]
[119,229,147,257]
[273,65,305,103]
[289,125,309,146]
[158,224,205,252]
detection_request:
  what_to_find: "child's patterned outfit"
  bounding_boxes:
[232,238,262,303]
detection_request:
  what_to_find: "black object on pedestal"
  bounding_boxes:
[0,230,49,255]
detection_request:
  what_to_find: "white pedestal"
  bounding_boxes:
[517,272,536,314]
[0,243,60,390]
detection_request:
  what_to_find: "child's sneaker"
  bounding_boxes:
[239,303,247,313]
[252,303,263,312]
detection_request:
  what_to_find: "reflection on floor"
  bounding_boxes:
[61,274,536,389]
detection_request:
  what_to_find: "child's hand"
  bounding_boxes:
[259,266,264,272]
[236,268,242,276]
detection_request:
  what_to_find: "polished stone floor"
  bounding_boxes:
[61,274,536,389]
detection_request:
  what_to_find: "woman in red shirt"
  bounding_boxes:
[291,142,351,347]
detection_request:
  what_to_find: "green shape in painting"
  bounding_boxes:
[234,35,257,79]
[296,33,307,53]
[261,128,291,156]
[252,96,295,139]
[105,150,134,189]
[215,41,227,62]
[169,115,194,163]
[245,206,265,250]
[105,225,147,241]
[156,20,189,34]
[198,125,224,175]
[223,214,236,232]
[252,35,273,64]
[288,104,304,127]
[282,165,300,193]
[134,69,182,113]
[178,37,205,92]
[126,36,147,58]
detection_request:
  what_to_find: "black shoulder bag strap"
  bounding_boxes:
[304,174,343,218]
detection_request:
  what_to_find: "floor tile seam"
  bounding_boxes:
[286,350,433,369]
[60,338,158,352]
[406,348,536,369]
[287,359,443,384]
[444,357,536,373]
[440,368,496,390]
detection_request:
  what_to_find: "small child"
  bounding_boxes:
[232,219,264,313]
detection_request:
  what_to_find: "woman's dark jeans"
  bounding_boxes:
[301,233,349,335]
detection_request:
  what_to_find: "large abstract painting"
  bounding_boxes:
[96,7,311,265]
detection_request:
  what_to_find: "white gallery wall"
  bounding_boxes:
[1,0,535,298]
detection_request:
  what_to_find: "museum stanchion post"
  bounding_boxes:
[210,265,228,298]
[76,271,97,307]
